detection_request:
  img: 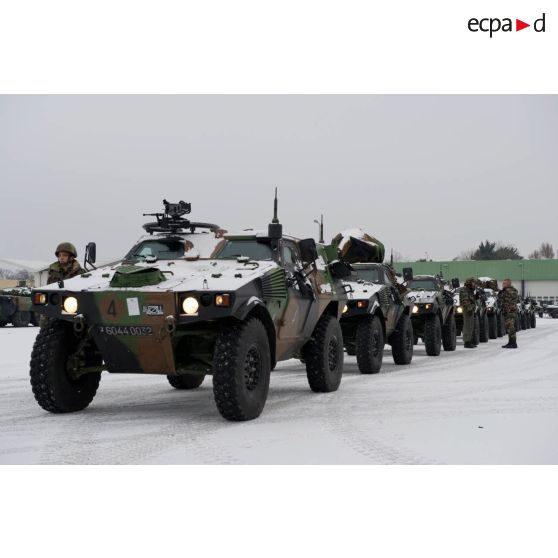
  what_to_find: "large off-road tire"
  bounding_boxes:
[515,315,520,331]
[345,345,356,356]
[212,318,271,421]
[304,314,343,392]
[391,314,413,365]
[524,314,531,329]
[12,311,30,327]
[29,320,101,413]
[355,315,384,374]
[479,313,489,343]
[531,313,536,328]
[424,314,442,356]
[488,313,498,339]
[472,314,480,346]
[442,313,457,351]
[167,374,205,389]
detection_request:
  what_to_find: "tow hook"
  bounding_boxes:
[165,315,176,334]
[73,314,86,333]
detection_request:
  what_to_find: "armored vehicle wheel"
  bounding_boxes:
[472,315,480,346]
[30,312,40,327]
[413,333,419,345]
[345,345,356,356]
[525,315,531,329]
[355,315,384,374]
[479,314,489,343]
[29,321,101,413]
[515,315,520,331]
[442,313,457,351]
[488,314,498,339]
[304,314,343,392]
[391,314,413,365]
[531,314,536,328]
[212,318,271,421]
[424,315,442,356]
[167,374,205,389]
[12,311,30,327]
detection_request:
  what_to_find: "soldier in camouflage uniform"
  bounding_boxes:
[47,242,84,285]
[498,278,519,349]
[460,277,477,348]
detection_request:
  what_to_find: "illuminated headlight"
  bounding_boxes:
[357,300,368,309]
[457,306,463,314]
[182,297,199,315]
[33,293,47,305]
[425,303,432,310]
[63,296,78,314]
[342,305,348,314]
[215,294,231,307]
[412,305,419,314]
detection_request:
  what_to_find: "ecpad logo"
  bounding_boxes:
[468,13,546,37]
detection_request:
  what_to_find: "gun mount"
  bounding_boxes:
[142,199,221,235]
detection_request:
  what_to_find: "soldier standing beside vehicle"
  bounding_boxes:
[498,279,519,349]
[47,242,84,284]
[460,277,477,349]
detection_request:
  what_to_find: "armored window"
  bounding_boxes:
[281,241,301,268]
[407,278,438,290]
[351,267,380,283]
[214,240,274,261]
[131,240,185,261]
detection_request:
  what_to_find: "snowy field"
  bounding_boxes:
[1,319,557,465]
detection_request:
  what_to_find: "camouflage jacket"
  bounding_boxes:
[459,286,476,314]
[498,286,519,316]
[47,260,84,285]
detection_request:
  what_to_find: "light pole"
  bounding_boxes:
[518,262,525,298]
[313,214,324,243]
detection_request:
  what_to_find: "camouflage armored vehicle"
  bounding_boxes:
[546,303,558,319]
[523,298,537,329]
[451,279,489,344]
[332,231,413,374]
[29,197,350,421]
[478,277,504,338]
[404,274,457,356]
[0,283,39,327]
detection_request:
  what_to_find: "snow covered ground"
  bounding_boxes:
[1,319,557,464]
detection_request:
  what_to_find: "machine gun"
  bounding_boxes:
[142,199,221,235]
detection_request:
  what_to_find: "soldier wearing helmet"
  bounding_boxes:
[498,278,519,349]
[460,277,477,349]
[47,242,84,285]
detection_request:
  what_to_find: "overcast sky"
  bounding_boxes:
[0,95,556,264]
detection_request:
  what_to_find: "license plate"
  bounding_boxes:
[97,325,153,336]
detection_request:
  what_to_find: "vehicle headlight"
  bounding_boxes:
[412,305,419,314]
[457,306,463,314]
[33,293,47,305]
[357,300,368,309]
[425,303,432,310]
[342,304,348,314]
[182,297,199,315]
[215,294,231,307]
[63,296,78,314]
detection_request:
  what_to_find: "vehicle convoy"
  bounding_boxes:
[333,230,414,374]
[404,274,457,356]
[29,197,350,421]
[478,277,504,338]
[0,283,39,327]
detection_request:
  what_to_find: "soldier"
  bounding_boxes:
[47,242,84,285]
[498,278,519,349]
[460,277,477,348]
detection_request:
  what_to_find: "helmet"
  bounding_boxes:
[55,242,77,258]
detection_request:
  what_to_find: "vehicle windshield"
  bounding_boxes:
[214,240,274,261]
[351,268,380,283]
[130,239,186,261]
[408,278,437,290]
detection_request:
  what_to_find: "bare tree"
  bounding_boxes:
[528,242,555,259]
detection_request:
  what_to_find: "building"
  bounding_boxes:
[393,260,558,304]
[0,258,50,287]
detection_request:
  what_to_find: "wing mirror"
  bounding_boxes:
[402,267,413,282]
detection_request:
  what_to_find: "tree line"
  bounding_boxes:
[455,241,555,261]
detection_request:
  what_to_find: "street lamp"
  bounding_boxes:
[313,214,324,243]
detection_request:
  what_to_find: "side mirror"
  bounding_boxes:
[329,260,352,279]
[85,242,97,265]
[451,277,460,289]
[402,267,413,282]
[299,238,318,264]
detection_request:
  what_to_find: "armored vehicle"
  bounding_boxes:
[0,283,39,327]
[478,278,504,338]
[405,274,457,356]
[339,261,414,374]
[546,303,558,319]
[29,197,350,421]
[523,298,537,329]
[452,280,489,344]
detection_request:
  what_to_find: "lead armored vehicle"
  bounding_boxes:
[404,274,457,356]
[30,198,349,421]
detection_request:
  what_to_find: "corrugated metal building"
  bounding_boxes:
[393,260,558,303]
